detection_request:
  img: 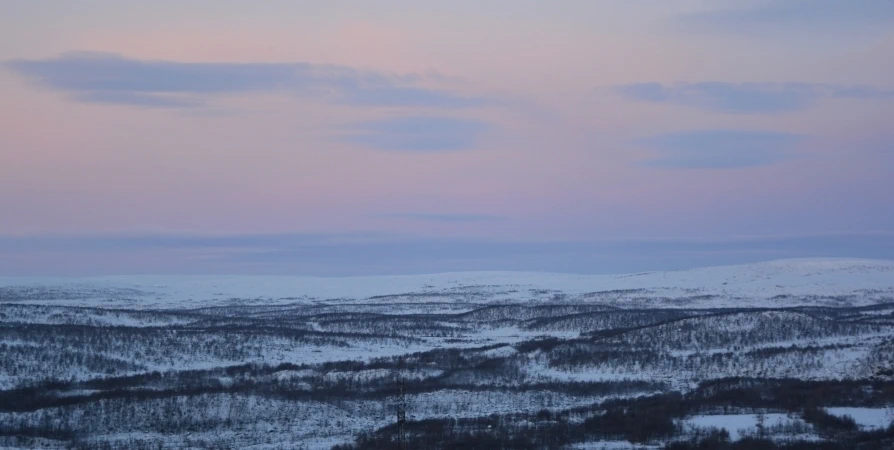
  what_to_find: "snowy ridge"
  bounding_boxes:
[1,258,893,309]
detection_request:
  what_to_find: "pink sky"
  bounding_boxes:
[1,1,893,274]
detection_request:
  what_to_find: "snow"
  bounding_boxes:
[3,257,892,449]
[480,345,519,358]
[2,395,391,449]
[272,369,315,380]
[681,414,800,441]
[824,407,894,430]
[3,258,892,310]
[570,441,660,449]
[404,389,608,419]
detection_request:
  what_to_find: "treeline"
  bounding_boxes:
[0,362,659,414]
[524,309,697,333]
[0,319,419,388]
[336,378,894,450]
[0,303,198,327]
[602,311,887,351]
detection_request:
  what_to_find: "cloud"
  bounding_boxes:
[341,116,490,151]
[637,130,804,169]
[674,0,894,34]
[614,82,894,114]
[73,91,206,108]
[2,231,893,276]
[3,52,488,109]
[381,212,506,222]
[340,87,490,108]
[616,83,671,103]
[831,86,894,100]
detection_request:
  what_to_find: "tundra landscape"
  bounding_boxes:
[2,259,894,448]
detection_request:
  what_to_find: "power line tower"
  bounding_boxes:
[396,356,407,450]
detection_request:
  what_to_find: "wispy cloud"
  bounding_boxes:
[340,87,490,108]
[674,0,894,34]
[614,82,894,114]
[341,116,490,151]
[3,52,489,109]
[637,130,804,169]
[381,212,506,222]
[73,91,206,108]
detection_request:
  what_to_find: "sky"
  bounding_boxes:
[1,0,893,275]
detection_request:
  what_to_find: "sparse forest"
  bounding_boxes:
[1,276,894,449]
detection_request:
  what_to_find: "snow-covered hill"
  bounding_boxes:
[1,258,893,309]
